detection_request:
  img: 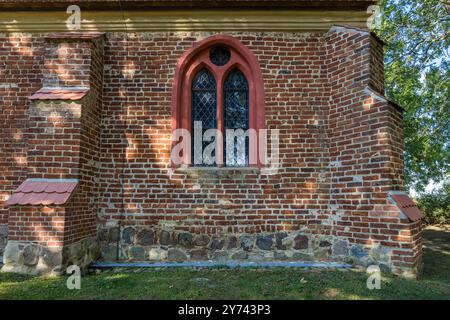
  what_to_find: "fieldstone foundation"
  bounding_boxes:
[99,226,393,272]
[0,224,7,257]
[1,237,99,275]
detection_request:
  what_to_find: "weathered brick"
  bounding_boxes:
[0,28,422,277]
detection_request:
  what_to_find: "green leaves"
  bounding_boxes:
[417,182,450,224]
[377,0,450,192]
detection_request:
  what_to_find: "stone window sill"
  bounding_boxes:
[174,166,260,175]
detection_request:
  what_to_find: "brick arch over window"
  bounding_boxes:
[171,35,265,167]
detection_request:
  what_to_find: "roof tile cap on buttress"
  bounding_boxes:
[6,178,79,206]
[29,87,89,101]
[389,192,423,222]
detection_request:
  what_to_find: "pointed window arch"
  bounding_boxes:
[172,35,265,167]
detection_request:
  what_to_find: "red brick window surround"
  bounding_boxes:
[171,35,265,168]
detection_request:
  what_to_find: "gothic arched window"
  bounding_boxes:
[172,35,265,168]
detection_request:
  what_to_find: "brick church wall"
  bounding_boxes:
[1,33,104,273]
[0,28,422,276]
[0,34,44,256]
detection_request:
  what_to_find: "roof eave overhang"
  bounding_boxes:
[0,1,377,11]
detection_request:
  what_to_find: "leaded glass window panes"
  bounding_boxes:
[210,46,231,66]
[192,68,217,166]
[224,69,249,166]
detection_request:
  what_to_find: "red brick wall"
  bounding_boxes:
[65,37,105,245]
[8,206,66,247]
[0,34,44,225]
[97,32,333,233]
[0,29,422,275]
[1,35,104,248]
[369,34,385,95]
[43,40,92,87]
[325,26,420,274]
[27,101,82,179]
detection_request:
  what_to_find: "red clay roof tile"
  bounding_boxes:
[29,192,48,205]
[29,87,89,101]
[18,193,32,205]
[16,181,28,192]
[391,194,415,208]
[52,192,73,205]
[402,206,423,222]
[390,194,423,222]
[7,192,24,205]
[6,179,78,206]
[20,181,41,193]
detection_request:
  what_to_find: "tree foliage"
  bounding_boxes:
[376,0,450,192]
[417,182,450,224]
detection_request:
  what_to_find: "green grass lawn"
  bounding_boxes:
[0,226,449,300]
